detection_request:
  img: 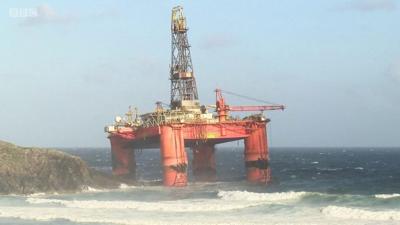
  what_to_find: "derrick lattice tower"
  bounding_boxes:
[170,6,199,110]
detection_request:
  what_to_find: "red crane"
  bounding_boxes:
[215,89,285,122]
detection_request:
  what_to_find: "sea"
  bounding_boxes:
[1,147,400,225]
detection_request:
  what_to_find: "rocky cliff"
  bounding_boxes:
[0,140,123,194]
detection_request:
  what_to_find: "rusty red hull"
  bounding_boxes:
[108,120,271,186]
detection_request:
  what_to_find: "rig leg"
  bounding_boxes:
[160,125,188,187]
[244,123,271,184]
[192,144,217,182]
[109,137,136,179]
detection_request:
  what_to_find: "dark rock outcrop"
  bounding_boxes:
[0,140,124,194]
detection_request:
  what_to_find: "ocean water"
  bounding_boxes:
[1,147,400,225]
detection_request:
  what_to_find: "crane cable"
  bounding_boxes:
[219,89,280,105]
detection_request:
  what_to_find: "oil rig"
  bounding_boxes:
[105,6,284,187]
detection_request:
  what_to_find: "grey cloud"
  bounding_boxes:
[200,34,236,50]
[91,8,119,19]
[387,60,400,83]
[82,63,118,85]
[336,0,396,12]
[81,57,162,85]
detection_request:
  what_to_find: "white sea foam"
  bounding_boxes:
[119,183,129,189]
[316,167,343,171]
[0,206,329,225]
[375,193,400,199]
[218,190,308,202]
[26,198,64,205]
[27,192,46,197]
[81,184,135,193]
[27,190,309,212]
[0,205,350,225]
[119,183,136,189]
[83,186,104,192]
[321,206,400,221]
[26,197,261,212]
[0,207,174,225]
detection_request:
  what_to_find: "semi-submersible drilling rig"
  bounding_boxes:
[105,6,284,187]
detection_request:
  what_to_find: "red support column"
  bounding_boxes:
[192,144,216,182]
[244,122,271,184]
[160,125,188,187]
[109,136,136,179]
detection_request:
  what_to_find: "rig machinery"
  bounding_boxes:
[105,6,284,187]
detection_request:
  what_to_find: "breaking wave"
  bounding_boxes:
[26,197,261,212]
[26,192,46,197]
[217,190,308,202]
[82,186,104,193]
[26,190,310,212]
[374,193,400,199]
[81,183,134,193]
[321,206,400,221]
[119,183,132,189]
[0,207,186,225]
[316,167,343,172]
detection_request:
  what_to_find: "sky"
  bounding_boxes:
[0,0,399,148]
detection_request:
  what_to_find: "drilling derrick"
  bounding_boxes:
[170,6,199,110]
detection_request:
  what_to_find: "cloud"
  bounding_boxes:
[200,34,236,50]
[21,4,75,26]
[387,60,400,83]
[90,8,119,19]
[336,0,396,12]
[81,56,163,85]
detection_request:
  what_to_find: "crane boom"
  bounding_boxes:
[215,89,284,122]
[228,105,284,112]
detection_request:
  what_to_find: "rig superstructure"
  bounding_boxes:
[105,6,284,187]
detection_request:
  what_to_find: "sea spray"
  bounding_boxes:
[321,206,400,221]
[218,190,308,202]
[26,197,262,212]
